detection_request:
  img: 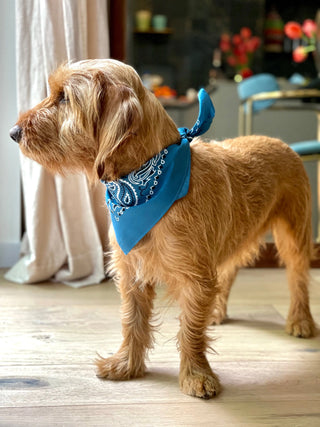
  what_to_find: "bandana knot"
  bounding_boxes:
[102,88,215,254]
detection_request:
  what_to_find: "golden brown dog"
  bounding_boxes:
[10,59,316,399]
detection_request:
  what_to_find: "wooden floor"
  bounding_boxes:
[0,268,319,426]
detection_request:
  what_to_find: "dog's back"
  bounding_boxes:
[160,135,312,268]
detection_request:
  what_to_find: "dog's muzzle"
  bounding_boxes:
[9,125,22,143]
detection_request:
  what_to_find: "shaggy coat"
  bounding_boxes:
[11,59,316,399]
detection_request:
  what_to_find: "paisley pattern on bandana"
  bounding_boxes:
[102,88,215,254]
[105,148,168,221]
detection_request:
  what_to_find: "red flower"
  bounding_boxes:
[227,55,237,67]
[292,46,308,63]
[284,19,317,63]
[220,28,261,76]
[233,43,246,56]
[237,54,248,66]
[240,27,252,39]
[251,36,261,50]
[232,34,242,45]
[284,21,303,39]
[240,68,254,79]
[302,19,317,38]
[220,39,231,52]
[219,33,232,52]
[245,37,261,53]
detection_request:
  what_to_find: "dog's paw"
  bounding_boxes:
[95,354,146,380]
[286,318,316,338]
[179,370,221,399]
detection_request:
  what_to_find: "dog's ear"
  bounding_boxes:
[95,83,143,180]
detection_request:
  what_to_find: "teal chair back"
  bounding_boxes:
[237,73,279,113]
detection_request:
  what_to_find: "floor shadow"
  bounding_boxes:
[216,316,320,339]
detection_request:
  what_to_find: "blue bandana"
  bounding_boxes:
[102,89,215,254]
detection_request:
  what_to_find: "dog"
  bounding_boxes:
[10,59,316,399]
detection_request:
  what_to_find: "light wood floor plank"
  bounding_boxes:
[0,401,319,427]
[0,268,319,426]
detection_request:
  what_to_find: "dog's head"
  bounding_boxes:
[10,59,179,181]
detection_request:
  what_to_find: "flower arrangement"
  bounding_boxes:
[284,19,318,63]
[220,27,261,79]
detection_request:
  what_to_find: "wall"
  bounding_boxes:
[130,0,265,95]
[0,0,21,267]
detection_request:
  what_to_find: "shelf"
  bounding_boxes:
[134,28,173,35]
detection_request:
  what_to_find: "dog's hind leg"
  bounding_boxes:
[175,273,221,399]
[211,265,238,325]
[96,274,156,380]
[272,206,316,338]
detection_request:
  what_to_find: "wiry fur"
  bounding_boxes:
[14,59,317,399]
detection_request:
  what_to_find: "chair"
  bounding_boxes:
[237,73,320,240]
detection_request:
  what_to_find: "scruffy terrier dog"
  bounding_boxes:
[10,59,316,399]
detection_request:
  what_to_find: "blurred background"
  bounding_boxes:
[1,0,319,277]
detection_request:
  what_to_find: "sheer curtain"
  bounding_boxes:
[5,0,110,287]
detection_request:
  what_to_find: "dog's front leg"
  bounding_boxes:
[177,277,221,399]
[96,277,156,381]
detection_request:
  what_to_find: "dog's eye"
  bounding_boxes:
[58,91,69,104]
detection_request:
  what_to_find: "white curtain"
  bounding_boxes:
[5,0,110,287]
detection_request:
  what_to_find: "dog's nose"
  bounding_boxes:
[9,125,22,143]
